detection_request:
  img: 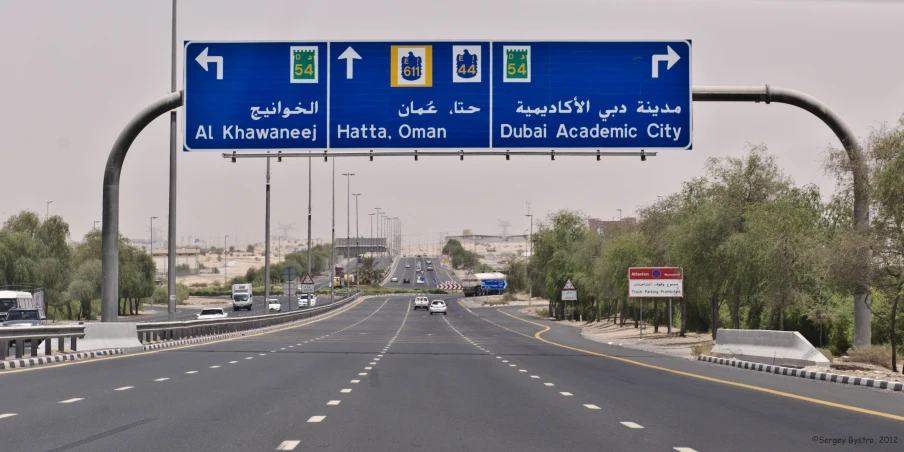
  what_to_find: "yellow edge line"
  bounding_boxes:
[0,296,372,375]
[495,307,904,423]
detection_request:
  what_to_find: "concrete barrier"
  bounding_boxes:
[711,329,830,368]
[79,323,143,353]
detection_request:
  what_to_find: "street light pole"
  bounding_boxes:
[330,158,336,301]
[224,234,229,285]
[94,220,100,231]
[307,150,313,277]
[150,216,158,255]
[617,209,622,220]
[342,173,354,297]
[369,213,375,246]
[46,200,53,220]
[526,213,533,307]
[352,193,361,287]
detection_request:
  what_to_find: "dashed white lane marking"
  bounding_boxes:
[502,360,509,363]
[288,345,294,348]
[276,440,300,450]
[154,378,170,382]
[327,400,341,406]
[531,375,540,379]
[114,386,133,391]
[518,369,527,372]
[59,398,83,404]
[673,448,697,452]
[351,380,360,383]
[307,416,326,423]
[340,389,352,393]
[259,353,267,356]
[0,413,17,419]
[358,373,367,376]
[280,348,286,350]
[245,357,254,360]
[584,404,601,410]
[509,364,517,367]
[364,367,373,370]
[620,422,644,429]
[228,361,238,364]
[369,362,377,365]
[496,357,502,359]
[209,365,221,369]
[544,383,554,386]
[270,350,277,353]
[185,371,198,374]
[560,392,573,396]
[377,354,383,357]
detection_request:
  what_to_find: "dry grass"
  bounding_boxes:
[846,345,894,370]
[690,341,714,357]
[535,308,551,318]
[483,300,510,306]
[817,347,835,362]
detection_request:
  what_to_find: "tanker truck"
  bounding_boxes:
[461,272,507,297]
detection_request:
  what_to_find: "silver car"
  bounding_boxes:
[1,308,47,327]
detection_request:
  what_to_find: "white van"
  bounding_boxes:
[0,291,36,321]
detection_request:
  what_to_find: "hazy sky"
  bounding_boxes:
[2,0,902,249]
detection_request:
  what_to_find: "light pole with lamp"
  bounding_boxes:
[526,213,533,306]
[342,173,354,297]
[46,200,53,220]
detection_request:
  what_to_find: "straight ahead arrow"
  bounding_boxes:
[338,46,362,79]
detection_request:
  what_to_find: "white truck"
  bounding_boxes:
[232,283,253,311]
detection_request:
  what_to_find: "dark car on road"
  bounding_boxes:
[403,278,410,284]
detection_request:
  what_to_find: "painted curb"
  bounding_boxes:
[697,354,904,392]
[0,349,123,370]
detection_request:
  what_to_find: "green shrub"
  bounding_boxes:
[535,308,550,317]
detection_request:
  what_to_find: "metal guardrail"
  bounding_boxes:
[135,293,361,345]
[0,325,86,360]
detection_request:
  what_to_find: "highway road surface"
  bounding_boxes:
[383,256,458,289]
[3,296,903,451]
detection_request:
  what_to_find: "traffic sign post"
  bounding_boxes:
[300,274,315,294]
[562,278,577,321]
[629,267,684,339]
[184,41,691,152]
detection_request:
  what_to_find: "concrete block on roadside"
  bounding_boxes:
[79,323,144,353]
[712,329,829,368]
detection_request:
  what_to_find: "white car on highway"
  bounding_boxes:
[196,308,227,320]
[391,277,398,282]
[268,298,282,312]
[412,296,430,311]
[405,263,410,268]
[298,294,317,308]
[429,300,447,315]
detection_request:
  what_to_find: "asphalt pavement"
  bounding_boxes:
[383,256,457,289]
[2,295,902,451]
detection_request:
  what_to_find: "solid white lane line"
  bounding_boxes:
[351,380,360,383]
[276,440,300,450]
[621,422,644,429]
[210,365,220,368]
[673,448,698,452]
[307,416,326,423]
[154,378,170,382]
[114,386,133,391]
[59,398,83,404]
[340,389,352,393]
[544,383,554,386]
[185,371,198,374]
[560,392,573,396]
[0,413,17,419]
[228,361,238,364]
[327,400,341,405]
[584,404,601,410]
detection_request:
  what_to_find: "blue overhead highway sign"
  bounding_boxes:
[492,41,692,150]
[182,41,691,151]
[183,41,328,151]
[330,42,491,149]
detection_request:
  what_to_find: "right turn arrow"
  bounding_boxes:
[651,46,680,79]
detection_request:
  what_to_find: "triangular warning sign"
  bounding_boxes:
[301,274,315,284]
[562,278,576,290]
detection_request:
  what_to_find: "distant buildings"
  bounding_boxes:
[588,217,637,236]
[151,249,201,275]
